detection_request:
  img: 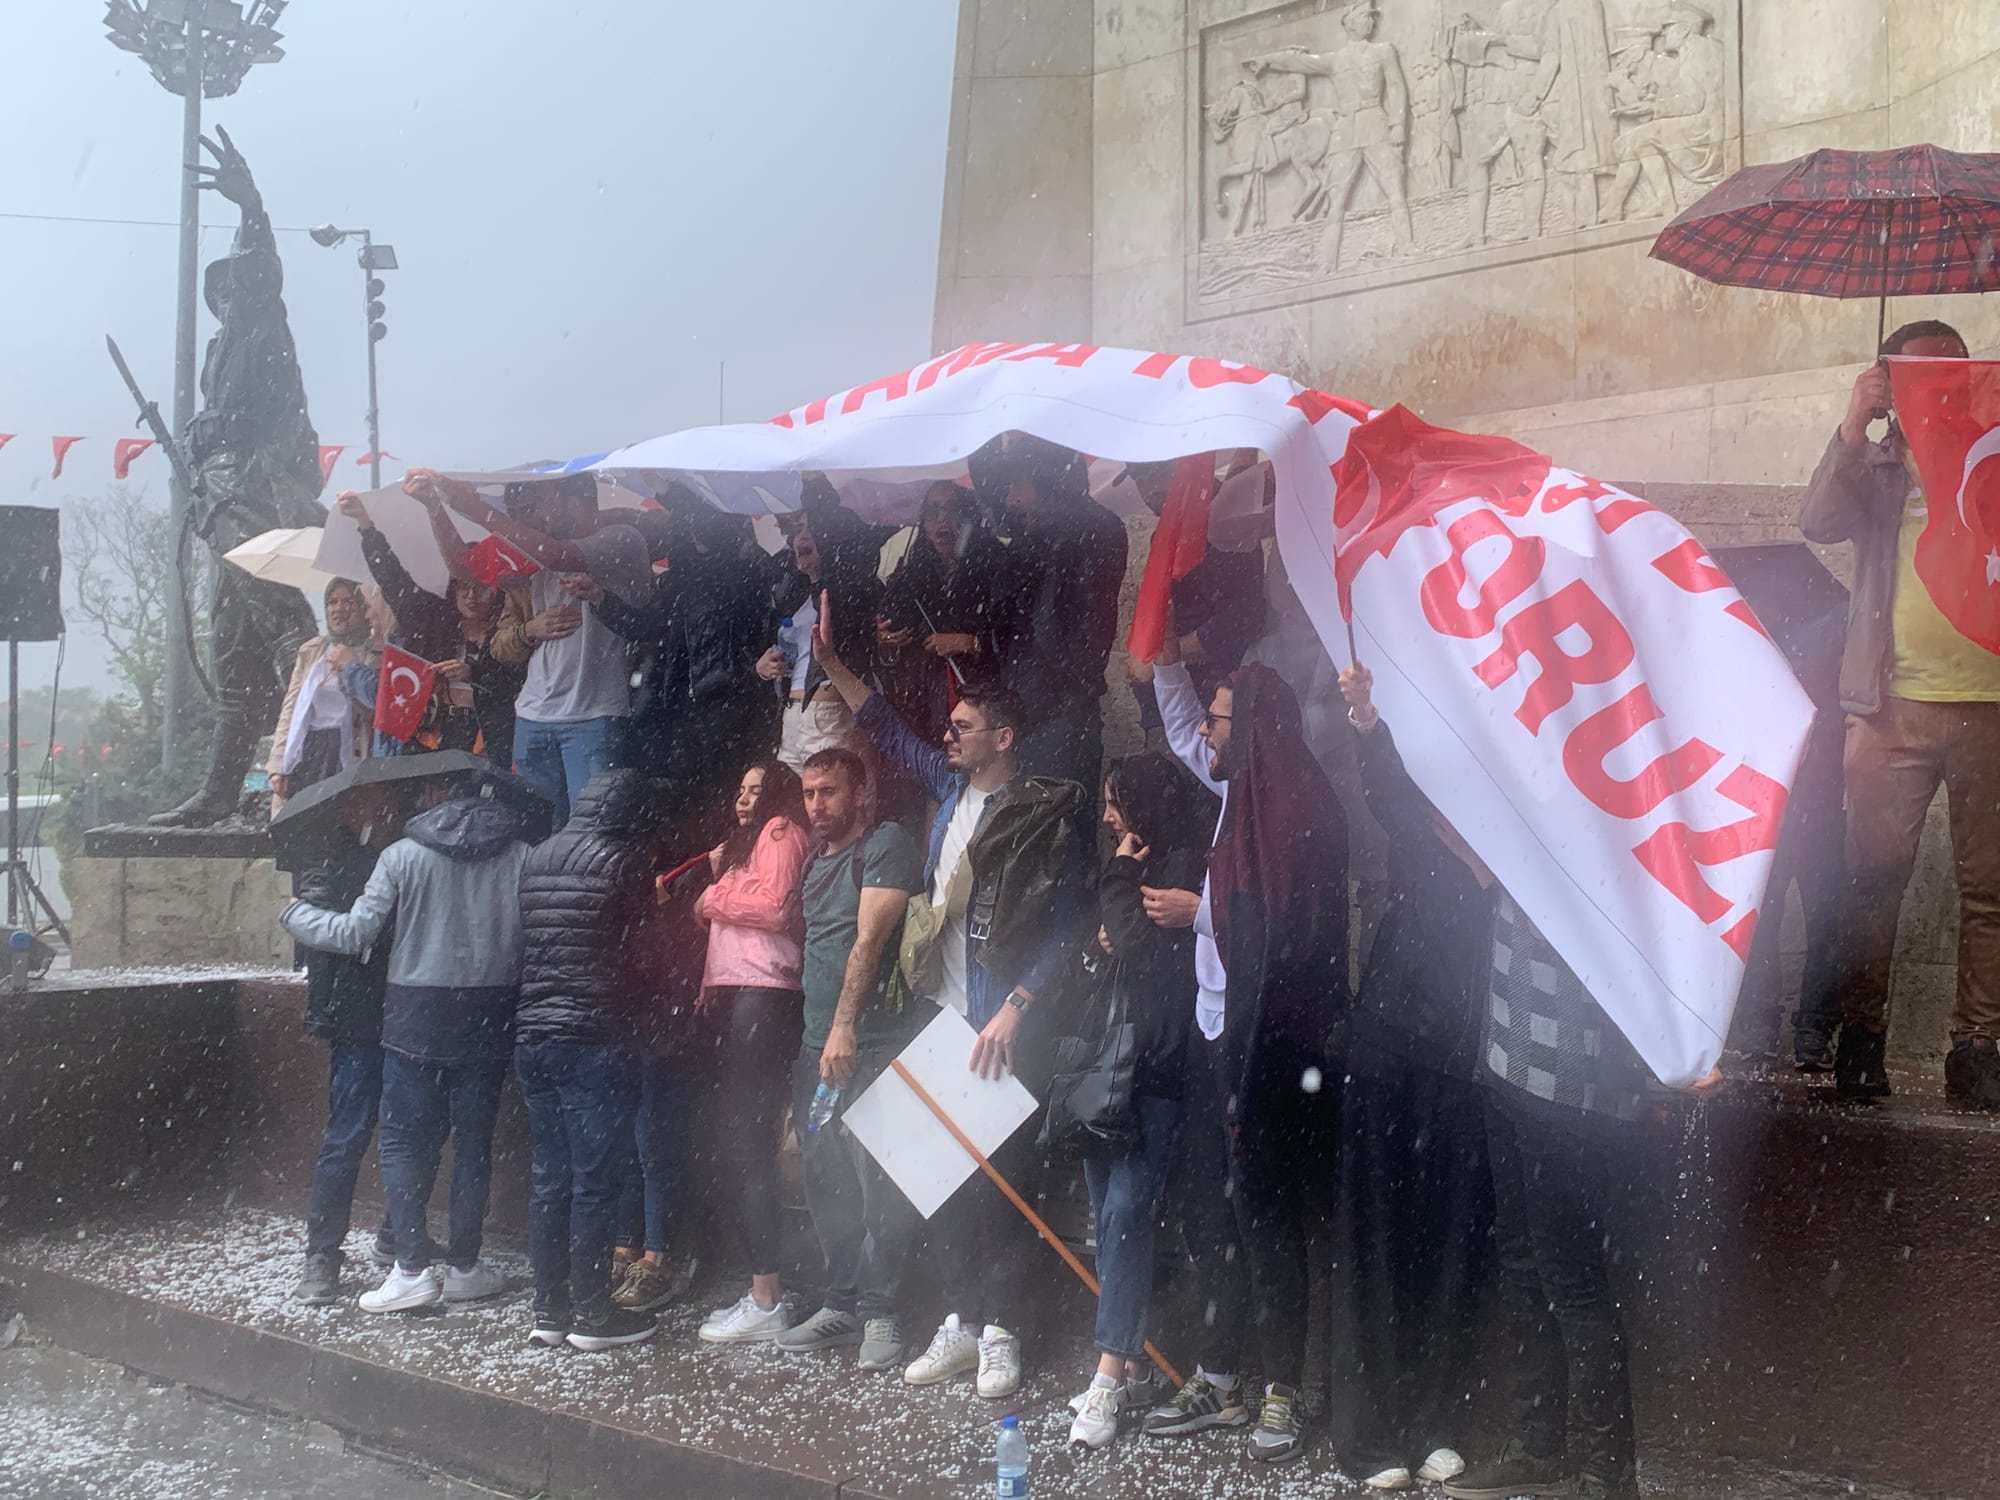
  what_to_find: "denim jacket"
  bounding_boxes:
[854,692,1090,1028]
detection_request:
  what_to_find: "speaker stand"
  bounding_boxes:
[6,637,69,948]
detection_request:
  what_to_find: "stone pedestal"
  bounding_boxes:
[68,825,291,971]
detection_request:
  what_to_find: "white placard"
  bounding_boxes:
[843,1006,1038,1220]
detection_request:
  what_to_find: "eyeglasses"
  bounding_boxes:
[945,723,1004,741]
[1201,711,1232,730]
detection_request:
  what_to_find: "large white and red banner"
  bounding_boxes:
[1889,355,2000,654]
[344,342,1813,1086]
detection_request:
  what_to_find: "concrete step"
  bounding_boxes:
[0,1203,1940,1500]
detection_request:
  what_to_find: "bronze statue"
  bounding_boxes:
[152,127,327,828]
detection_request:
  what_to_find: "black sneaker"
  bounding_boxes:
[1246,1383,1305,1464]
[1945,1037,2000,1111]
[1444,1439,1571,1499]
[1142,1373,1250,1436]
[528,1310,573,1349]
[1793,1026,1835,1072]
[1834,1024,1892,1103]
[292,1252,340,1306]
[567,1307,659,1352]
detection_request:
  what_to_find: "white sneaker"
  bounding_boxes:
[1364,1466,1412,1490]
[903,1313,979,1386]
[975,1323,1021,1399]
[358,1264,442,1313]
[1069,1379,1124,1450]
[441,1260,505,1302]
[1417,1447,1466,1483]
[697,1293,790,1344]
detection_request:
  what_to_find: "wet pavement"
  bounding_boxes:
[0,1337,500,1500]
[0,1203,1944,1499]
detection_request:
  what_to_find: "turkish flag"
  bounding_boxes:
[465,534,541,587]
[1889,357,2000,655]
[113,437,155,479]
[374,645,437,743]
[1125,453,1217,662]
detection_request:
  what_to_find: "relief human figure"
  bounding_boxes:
[1446,0,1613,246]
[1597,3,1726,223]
[1250,0,1415,274]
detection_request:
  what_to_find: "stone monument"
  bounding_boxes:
[152,128,325,828]
[931,0,2000,1066]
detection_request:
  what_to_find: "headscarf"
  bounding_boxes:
[1206,662,1348,1061]
[323,577,370,647]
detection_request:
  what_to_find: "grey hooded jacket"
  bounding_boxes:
[283,795,530,1061]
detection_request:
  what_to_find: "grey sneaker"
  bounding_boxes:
[858,1316,905,1371]
[1248,1382,1305,1464]
[292,1252,340,1306]
[775,1305,865,1353]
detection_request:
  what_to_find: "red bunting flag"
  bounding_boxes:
[1125,453,1218,662]
[0,435,14,455]
[374,645,437,743]
[1889,357,2000,656]
[465,534,541,586]
[318,446,347,485]
[51,436,83,479]
[358,450,398,468]
[113,437,155,479]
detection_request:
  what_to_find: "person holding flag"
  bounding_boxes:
[1801,320,2000,1110]
[406,468,652,827]
[334,488,530,766]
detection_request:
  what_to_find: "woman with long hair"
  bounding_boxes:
[684,759,814,1343]
[337,489,529,763]
[1066,751,1219,1450]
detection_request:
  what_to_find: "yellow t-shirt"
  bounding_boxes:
[1887,457,2000,702]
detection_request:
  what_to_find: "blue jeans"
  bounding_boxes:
[305,1041,385,1259]
[616,1049,692,1256]
[377,1050,508,1272]
[517,1041,640,1323]
[1083,1094,1180,1360]
[513,714,624,828]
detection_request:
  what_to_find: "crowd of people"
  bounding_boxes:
[265,340,1994,1497]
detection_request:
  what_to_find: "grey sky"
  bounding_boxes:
[4,1,958,692]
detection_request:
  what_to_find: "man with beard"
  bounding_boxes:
[1141,635,1347,1464]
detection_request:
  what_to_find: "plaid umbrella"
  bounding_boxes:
[1650,144,2000,346]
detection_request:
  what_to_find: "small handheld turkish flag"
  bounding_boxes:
[1889,357,2000,655]
[466,535,540,587]
[374,645,438,743]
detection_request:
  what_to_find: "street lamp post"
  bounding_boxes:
[309,227,396,490]
[102,0,292,774]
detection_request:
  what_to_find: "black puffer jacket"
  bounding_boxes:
[297,840,390,1044]
[516,770,659,1047]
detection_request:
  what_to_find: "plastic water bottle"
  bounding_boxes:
[806,1081,840,1135]
[995,1414,1029,1498]
[774,617,795,701]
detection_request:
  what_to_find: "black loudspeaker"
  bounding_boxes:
[0,507,63,642]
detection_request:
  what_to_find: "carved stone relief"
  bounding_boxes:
[1191,0,1738,313]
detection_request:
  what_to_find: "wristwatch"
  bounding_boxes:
[1005,989,1033,1013]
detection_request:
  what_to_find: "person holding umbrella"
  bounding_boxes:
[1801,319,2000,1108]
[279,761,537,1313]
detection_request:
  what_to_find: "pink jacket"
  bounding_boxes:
[698,816,810,991]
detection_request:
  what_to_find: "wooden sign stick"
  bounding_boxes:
[889,1057,1183,1389]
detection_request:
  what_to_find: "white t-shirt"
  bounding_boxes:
[929,782,991,1016]
[304,655,353,731]
[513,523,651,726]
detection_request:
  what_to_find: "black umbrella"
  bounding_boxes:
[267,751,553,869]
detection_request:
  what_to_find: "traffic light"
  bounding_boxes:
[366,276,387,342]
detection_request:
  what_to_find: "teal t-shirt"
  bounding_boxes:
[800,821,924,1048]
